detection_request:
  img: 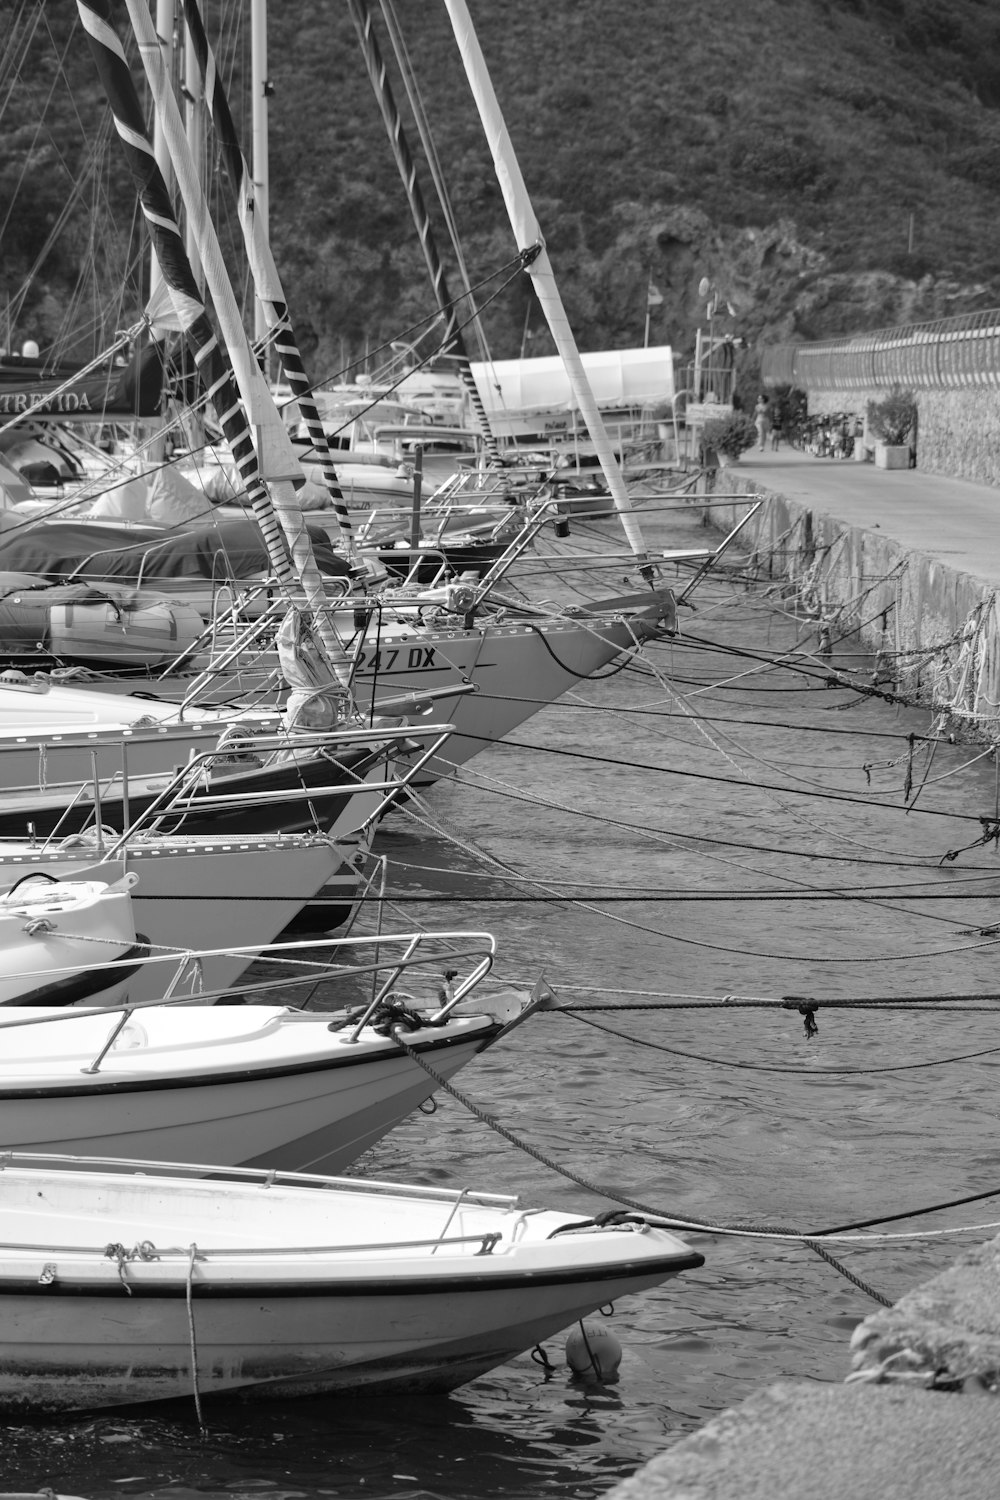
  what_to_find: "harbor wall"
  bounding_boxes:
[605,1228,1000,1500]
[703,476,1000,740]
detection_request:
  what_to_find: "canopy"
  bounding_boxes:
[469,345,674,418]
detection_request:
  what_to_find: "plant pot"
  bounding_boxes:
[874,442,910,470]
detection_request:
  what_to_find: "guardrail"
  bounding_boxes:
[763,308,1000,391]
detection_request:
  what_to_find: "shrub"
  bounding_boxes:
[700,413,759,459]
[867,387,917,446]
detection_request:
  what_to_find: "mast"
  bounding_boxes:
[148,0,175,309]
[77,0,351,692]
[250,0,270,378]
[443,0,654,581]
[181,0,358,563]
[380,1,490,367]
[347,0,501,463]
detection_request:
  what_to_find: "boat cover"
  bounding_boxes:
[0,518,350,583]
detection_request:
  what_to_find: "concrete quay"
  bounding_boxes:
[605,1229,1000,1500]
[602,450,1000,1500]
[684,448,1000,738]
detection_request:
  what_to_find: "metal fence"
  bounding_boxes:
[762,309,1000,392]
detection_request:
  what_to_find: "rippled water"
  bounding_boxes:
[9,495,1000,1498]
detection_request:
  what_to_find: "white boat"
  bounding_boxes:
[0,929,541,1174]
[102,587,677,792]
[0,834,347,1001]
[0,1152,703,1411]
[345,587,676,787]
[0,673,285,797]
[0,872,141,1007]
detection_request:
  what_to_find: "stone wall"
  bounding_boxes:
[805,388,1000,489]
[707,481,1000,739]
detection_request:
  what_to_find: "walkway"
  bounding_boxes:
[735,448,1000,587]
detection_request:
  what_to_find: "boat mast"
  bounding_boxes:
[148,0,174,309]
[180,0,358,563]
[251,0,270,381]
[78,0,351,692]
[379,0,491,368]
[347,0,501,463]
[443,0,654,581]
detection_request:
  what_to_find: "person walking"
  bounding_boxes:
[754,394,771,452]
[770,412,782,451]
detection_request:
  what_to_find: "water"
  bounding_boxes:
[9,496,1000,1498]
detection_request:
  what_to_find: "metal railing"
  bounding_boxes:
[763,308,1000,392]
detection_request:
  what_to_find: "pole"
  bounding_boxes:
[409,444,423,553]
[444,0,653,581]
[148,0,174,308]
[180,0,357,563]
[77,0,294,598]
[348,0,502,463]
[182,19,205,290]
[78,0,351,692]
[251,0,270,379]
[123,0,351,686]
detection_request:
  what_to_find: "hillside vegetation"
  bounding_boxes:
[3,0,1000,379]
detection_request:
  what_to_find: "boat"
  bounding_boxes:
[0,719,449,841]
[0,1152,703,1412]
[59,568,676,795]
[0,833,351,1002]
[344,583,677,787]
[0,929,543,1173]
[0,871,142,1007]
[0,578,205,669]
[0,515,352,620]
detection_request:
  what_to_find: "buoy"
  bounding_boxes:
[565,1321,622,1381]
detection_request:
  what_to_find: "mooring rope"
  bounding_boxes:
[186,1242,205,1429]
[389,1025,893,1305]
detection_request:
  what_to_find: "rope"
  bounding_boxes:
[802,1240,894,1308]
[389,1025,893,1304]
[563,1007,1000,1073]
[186,1243,205,1429]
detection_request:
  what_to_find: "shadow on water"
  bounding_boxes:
[2,1361,689,1500]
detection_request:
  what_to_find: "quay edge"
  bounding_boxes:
[693,468,1000,742]
[605,1229,1000,1500]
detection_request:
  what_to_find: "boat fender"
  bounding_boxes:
[565,1322,622,1382]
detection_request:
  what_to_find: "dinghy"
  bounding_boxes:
[0,582,205,668]
[0,1152,703,1412]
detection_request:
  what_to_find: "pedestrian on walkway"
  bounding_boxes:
[770,413,782,451]
[754,394,771,452]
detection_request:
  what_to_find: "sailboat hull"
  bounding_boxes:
[351,605,668,786]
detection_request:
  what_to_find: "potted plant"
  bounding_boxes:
[867,387,917,470]
[700,412,758,467]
